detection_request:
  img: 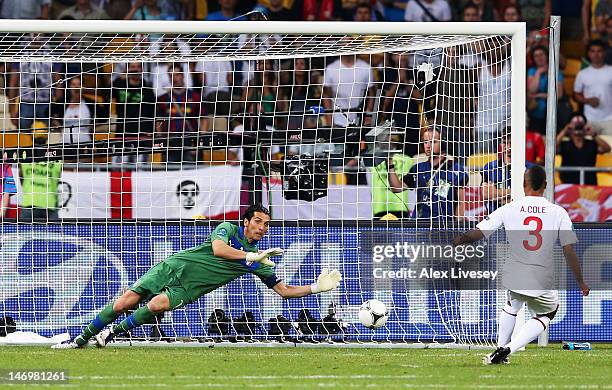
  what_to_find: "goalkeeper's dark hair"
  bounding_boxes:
[525,165,547,191]
[242,204,271,224]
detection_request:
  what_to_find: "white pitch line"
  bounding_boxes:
[67,374,421,380]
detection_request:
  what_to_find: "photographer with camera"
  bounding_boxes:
[556,113,610,185]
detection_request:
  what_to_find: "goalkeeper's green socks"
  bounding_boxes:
[112,305,156,336]
[74,303,120,346]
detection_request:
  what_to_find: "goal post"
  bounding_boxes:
[0,20,528,347]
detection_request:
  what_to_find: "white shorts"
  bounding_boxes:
[507,290,559,316]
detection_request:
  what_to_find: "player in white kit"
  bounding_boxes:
[453,165,590,364]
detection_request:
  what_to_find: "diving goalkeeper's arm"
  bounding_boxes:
[212,239,282,267]
[273,268,342,298]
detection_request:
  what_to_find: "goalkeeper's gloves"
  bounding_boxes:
[310,268,342,294]
[245,248,284,267]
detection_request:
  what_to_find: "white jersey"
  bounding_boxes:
[323,58,373,127]
[476,196,577,297]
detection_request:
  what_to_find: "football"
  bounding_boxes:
[358,299,389,329]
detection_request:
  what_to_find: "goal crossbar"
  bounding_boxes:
[1,20,526,36]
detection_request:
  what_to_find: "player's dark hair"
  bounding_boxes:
[355,2,372,13]
[571,112,588,124]
[242,204,271,225]
[586,39,605,53]
[525,165,546,191]
[462,2,478,15]
[530,45,549,64]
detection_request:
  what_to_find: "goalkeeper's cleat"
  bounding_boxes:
[483,346,511,365]
[51,341,83,349]
[95,327,116,348]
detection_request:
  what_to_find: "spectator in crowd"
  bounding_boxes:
[525,117,545,165]
[8,36,54,130]
[206,0,244,21]
[466,0,494,22]
[104,0,133,19]
[573,40,612,135]
[266,0,301,20]
[527,45,565,134]
[242,59,280,131]
[197,60,233,101]
[334,0,373,21]
[481,131,535,213]
[496,0,549,29]
[19,139,63,221]
[156,64,204,162]
[111,62,156,163]
[159,0,192,20]
[58,0,110,19]
[0,163,17,218]
[150,60,194,97]
[323,54,375,184]
[379,0,407,22]
[353,2,374,21]
[124,0,168,21]
[387,127,469,222]
[404,0,451,22]
[53,75,93,145]
[303,0,334,20]
[497,0,552,31]
[582,0,611,44]
[475,41,511,152]
[279,58,319,132]
[196,59,233,131]
[1,0,49,19]
[461,2,481,22]
[323,55,375,184]
[525,30,548,68]
[501,4,521,22]
[380,53,422,157]
[323,54,375,128]
[556,113,611,185]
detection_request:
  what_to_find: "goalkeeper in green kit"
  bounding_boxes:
[52,204,342,348]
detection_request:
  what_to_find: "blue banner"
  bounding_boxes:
[0,224,610,342]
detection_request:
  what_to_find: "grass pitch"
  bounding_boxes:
[0,344,610,389]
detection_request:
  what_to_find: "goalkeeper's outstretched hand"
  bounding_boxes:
[246,248,284,267]
[311,268,342,293]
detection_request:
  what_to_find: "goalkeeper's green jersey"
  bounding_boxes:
[162,222,280,301]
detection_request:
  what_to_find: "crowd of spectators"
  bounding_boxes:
[0,0,611,188]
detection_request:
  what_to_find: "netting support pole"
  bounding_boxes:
[544,16,561,203]
[540,15,561,348]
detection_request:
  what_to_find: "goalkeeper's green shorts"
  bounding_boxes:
[129,261,192,310]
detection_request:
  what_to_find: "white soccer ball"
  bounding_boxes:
[358,299,388,329]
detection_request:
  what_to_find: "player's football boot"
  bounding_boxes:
[51,340,83,349]
[483,346,511,365]
[95,326,116,348]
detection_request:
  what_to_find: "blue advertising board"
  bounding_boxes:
[0,223,610,342]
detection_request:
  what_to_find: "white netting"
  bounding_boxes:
[0,22,523,347]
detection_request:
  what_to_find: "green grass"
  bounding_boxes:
[0,344,611,389]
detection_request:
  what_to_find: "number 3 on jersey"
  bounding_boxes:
[523,216,543,251]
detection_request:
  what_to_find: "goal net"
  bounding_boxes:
[0,20,526,347]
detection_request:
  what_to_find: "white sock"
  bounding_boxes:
[497,305,517,347]
[507,317,550,354]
